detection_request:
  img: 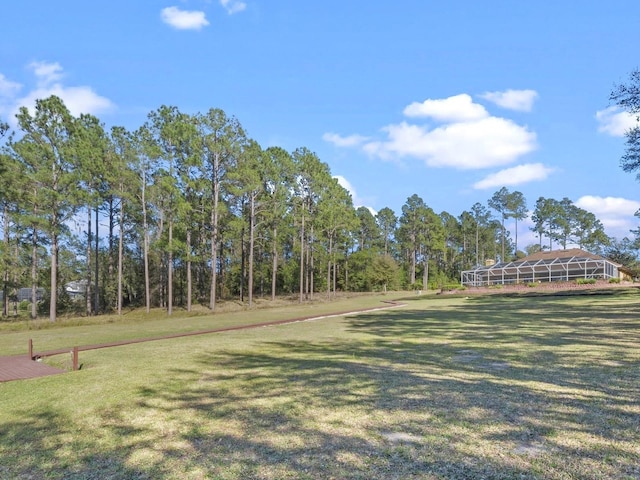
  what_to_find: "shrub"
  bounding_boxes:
[609,277,621,284]
[527,282,538,288]
[576,278,597,285]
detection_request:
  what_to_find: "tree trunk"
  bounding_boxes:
[142,174,150,313]
[299,212,305,303]
[186,229,192,312]
[248,195,255,307]
[168,217,173,315]
[31,225,38,320]
[501,216,505,262]
[108,196,115,311]
[309,225,314,300]
[423,257,429,291]
[475,225,480,266]
[95,206,99,314]
[332,250,337,296]
[49,233,58,322]
[2,205,8,317]
[240,225,245,303]
[209,161,220,311]
[86,208,92,316]
[271,226,278,301]
[117,192,124,315]
[327,235,333,297]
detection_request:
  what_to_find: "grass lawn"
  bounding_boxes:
[1,289,639,479]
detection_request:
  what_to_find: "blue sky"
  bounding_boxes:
[2,1,640,247]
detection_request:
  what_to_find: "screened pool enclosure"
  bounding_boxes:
[460,249,623,287]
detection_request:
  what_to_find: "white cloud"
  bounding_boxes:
[480,89,538,112]
[575,195,640,238]
[596,106,639,137]
[328,93,537,170]
[1,63,114,122]
[363,116,536,170]
[220,0,247,14]
[29,61,64,86]
[323,132,369,147]
[473,163,555,189]
[403,94,488,122]
[161,6,209,30]
[15,85,114,118]
[0,74,22,98]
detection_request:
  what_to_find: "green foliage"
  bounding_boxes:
[369,254,400,291]
[608,277,621,284]
[610,70,640,181]
[576,278,597,285]
[2,95,622,322]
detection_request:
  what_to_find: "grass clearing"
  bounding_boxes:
[0,293,395,356]
[1,289,639,479]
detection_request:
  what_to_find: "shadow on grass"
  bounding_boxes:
[0,409,151,479]
[1,291,638,479]
[123,329,638,478]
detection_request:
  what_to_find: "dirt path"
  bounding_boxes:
[0,300,404,383]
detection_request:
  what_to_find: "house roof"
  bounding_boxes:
[519,248,605,263]
[466,248,622,274]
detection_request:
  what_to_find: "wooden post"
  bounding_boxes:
[72,347,79,371]
[29,339,33,360]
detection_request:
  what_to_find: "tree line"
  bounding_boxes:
[0,96,632,321]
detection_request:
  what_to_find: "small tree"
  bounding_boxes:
[370,254,399,292]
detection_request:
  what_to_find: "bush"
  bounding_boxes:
[609,277,621,284]
[576,278,597,285]
[527,282,538,288]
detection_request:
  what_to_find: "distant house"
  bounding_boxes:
[65,280,88,301]
[461,248,633,287]
[0,288,45,303]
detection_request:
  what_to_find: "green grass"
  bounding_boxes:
[0,293,395,356]
[1,289,639,479]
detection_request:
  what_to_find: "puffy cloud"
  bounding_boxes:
[575,195,640,217]
[595,106,639,137]
[220,0,247,14]
[480,89,538,112]
[1,63,114,122]
[323,132,369,147]
[403,94,488,122]
[333,93,537,170]
[15,85,114,118]
[29,61,64,86]
[473,163,555,189]
[363,116,536,169]
[575,195,640,238]
[161,6,209,30]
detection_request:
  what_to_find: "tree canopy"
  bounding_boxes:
[0,96,623,319]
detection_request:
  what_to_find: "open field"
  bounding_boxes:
[1,289,639,479]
